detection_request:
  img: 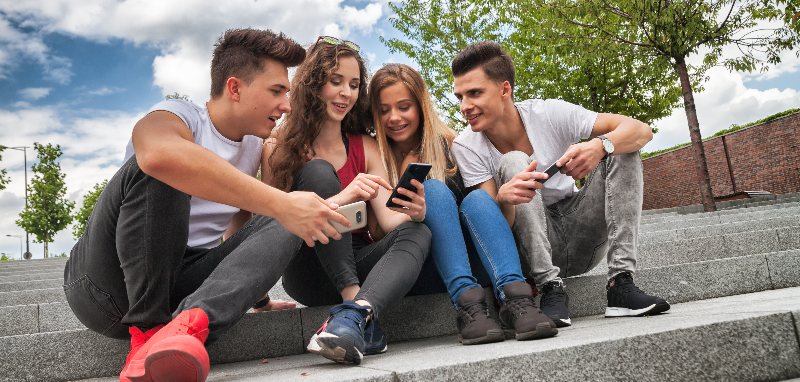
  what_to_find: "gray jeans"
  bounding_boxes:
[498,151,643,285]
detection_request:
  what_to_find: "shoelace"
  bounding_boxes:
[460,301,490,323]
[540,284,566,308]
[506,296,537,316]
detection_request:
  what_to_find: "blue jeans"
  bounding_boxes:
[423,179,525,307]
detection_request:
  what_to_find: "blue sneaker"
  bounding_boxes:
[364,317,387,355]
[312,301,369,365]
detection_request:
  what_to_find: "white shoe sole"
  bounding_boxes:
[307,333,322,354]
[605,302,670,317]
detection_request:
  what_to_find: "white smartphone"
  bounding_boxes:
[331,201,367,233]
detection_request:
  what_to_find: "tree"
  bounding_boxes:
[532,0,800,211]
[72,179,108,239]
[0,146,8,192]
[383,0,683,128]
[16,143,74,258]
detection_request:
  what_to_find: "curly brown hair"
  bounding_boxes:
[269,40,371,191]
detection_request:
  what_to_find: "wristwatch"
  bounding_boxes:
[597,135,615,158]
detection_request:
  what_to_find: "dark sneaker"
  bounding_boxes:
[312,301,369,365]
[499,282,558,340]
[540,279,572,327]
[606,272,670,317]
[363,317,387,355]
[455,287,504,345]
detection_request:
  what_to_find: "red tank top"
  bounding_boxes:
[336,134,366,188]
[336,134,372,242]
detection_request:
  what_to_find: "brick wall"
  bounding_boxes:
[642,112,800,209]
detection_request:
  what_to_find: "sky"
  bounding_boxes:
[0,0,798,259]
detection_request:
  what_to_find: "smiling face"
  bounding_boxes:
[320,55,361,123]
[453,67,508,133]
[236,58,291,139]
[378,82,421,147]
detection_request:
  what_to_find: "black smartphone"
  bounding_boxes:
[386,163,432,208]
[535,162,561,183]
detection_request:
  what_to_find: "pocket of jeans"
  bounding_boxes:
[63,275,124,334]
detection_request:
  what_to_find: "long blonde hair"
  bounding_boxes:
[369,63,457,185]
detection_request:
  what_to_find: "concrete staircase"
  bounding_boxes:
[1,195,798,381]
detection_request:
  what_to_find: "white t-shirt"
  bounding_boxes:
[452,99,597,206]
[124,99,264,248]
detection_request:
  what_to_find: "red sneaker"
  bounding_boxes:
[120,324,165,380]
[120,308,211,382]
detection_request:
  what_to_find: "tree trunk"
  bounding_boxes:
[675,58,716,212]
[43,241,48,259]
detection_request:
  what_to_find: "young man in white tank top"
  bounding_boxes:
[64,28,351,382]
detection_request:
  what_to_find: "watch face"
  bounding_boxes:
[602,138,614,153]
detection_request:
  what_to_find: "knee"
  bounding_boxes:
[294,159,341,197]
[423,179,454,204]
[498,151,531,180]
[396,221,432,261]
[604,152,643,180]
[461,188,493,210]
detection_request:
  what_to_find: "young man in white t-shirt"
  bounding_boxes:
[450,41,669,328]
[64,29,351,382]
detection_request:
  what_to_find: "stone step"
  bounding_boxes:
[641,199,800,226]
[0,278,61,292]
[641,191,800,216]
[638,214,800,244]
[166,287,800,382]
[0,271,63,283]
[2,250,798,381]
[640,203,799,232]
[62,287,800,382]
[0,265,68,276]
[0,258,68,268]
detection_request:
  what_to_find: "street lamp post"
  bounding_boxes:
[1,146,32,260]
[5,234,23,260]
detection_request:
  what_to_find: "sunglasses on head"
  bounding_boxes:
[315,35,360,53]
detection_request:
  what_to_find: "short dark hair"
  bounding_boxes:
[451,41,515,89]
[210,28,306,98]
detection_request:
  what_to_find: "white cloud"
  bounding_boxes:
[85,86,126,96]
[645,66,800,153]
[0,105,143,258]
[0,0,385,102]
[19,87,51,100]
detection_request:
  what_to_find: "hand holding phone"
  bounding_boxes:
[330,201,367,233]
[386,163,432,208]
[535,162,561,184]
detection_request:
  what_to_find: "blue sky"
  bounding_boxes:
[0,0,798,259]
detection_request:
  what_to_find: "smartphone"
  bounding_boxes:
[535,162,561,184]
[386,163,433,208]
[330,201,367,233]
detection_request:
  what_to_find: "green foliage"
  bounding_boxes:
[384,0,682,129]
[0,254,10,262]
[534,0,799,96]
[0,146,8,192]
[712,108,800,137]
[16,143,74,258]
[72,179,108,239]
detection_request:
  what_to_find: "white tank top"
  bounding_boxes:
[124,99,263,248]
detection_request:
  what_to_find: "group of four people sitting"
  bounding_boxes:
[63,28,669,381]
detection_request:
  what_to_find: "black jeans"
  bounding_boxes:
[281,160,432,317]
[64,156,302,341]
